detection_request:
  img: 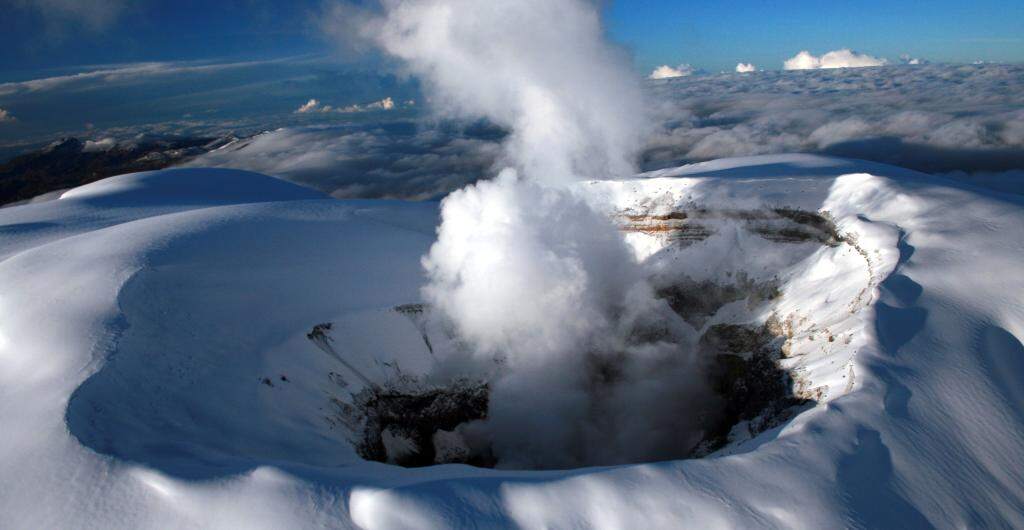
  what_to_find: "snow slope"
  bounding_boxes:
[1,156,1022,528]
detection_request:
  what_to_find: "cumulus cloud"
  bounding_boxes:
[0,109,15,123]
[82,138,117,152]
[295,96,401,114]
[735,63,757,73]
[295,99,324,113]
[783,49,887,70]
[899,54,926,65]
[650,64,695,79]
[341,96,396,112]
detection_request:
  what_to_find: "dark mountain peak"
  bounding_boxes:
[1,133,238,205]
[43,137,84,155]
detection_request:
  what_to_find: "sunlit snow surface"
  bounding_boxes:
[1,156,1023,528]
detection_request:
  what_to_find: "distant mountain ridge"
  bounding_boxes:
[0,135,239,205]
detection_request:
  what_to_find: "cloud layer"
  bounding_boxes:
[644,63,1024,176]
[6,58,1022,200]
[0,56,421,155]
[0,109,15,123]
[783,49,887,70]
[186,121,503,200]
[177,63,1024,200]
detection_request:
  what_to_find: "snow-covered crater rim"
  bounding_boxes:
[60,167,897,474]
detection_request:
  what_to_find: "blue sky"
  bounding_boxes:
[607,0,1024,71]
[1,0,1022,79]
[0,1,321,78]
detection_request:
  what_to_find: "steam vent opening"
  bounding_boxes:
[314,204,870,470]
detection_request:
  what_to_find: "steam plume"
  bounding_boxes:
[370,0,646,184]
[344,0,715,468]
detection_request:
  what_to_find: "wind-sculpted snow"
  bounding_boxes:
[1,156,1023,527]
[60,166,325,206]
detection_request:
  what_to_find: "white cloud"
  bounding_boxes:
[185,124,503,201]
[82,138,117,152]
[339,96,396,113]
[368,97,395,111]
[735,63,757,73]
[899,54,926,65]
[808,117,874,148]
[783,49,887,70]
[644,63,1024,177]
[650,64,695,79]
[295,97,399,114]
[782,51,819,70]
[295,99,326,113]
[187,64,1024,202]
[0,109,15,123]
[0,59,276,97]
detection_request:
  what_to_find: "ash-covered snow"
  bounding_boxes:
[1,154,1023,527]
